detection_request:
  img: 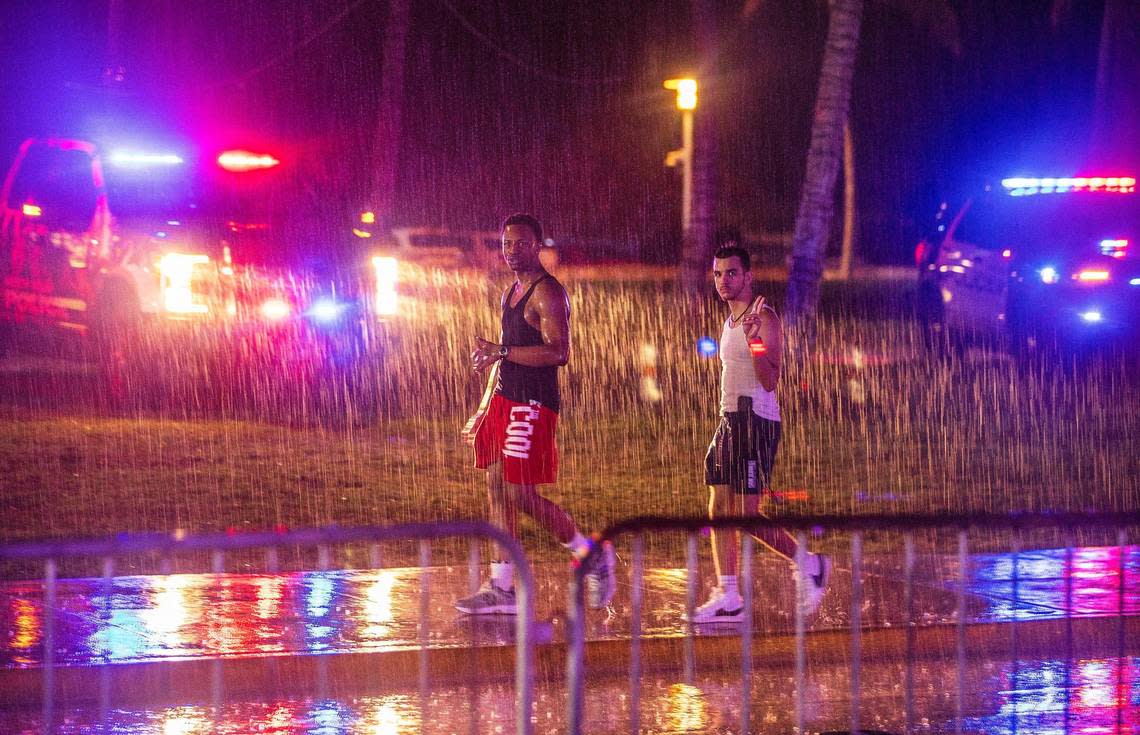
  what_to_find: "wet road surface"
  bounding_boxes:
[0,544,1137,733]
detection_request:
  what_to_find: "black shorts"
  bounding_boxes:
[704,410,781,495]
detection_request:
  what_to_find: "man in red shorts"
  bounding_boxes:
[457,212,615,615]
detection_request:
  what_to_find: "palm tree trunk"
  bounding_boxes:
[785,0,863,333]
[1091,0,1140,163]
[370,0,410,232]
[838,121,856,280]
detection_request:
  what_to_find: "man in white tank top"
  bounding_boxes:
[686,245,830,624]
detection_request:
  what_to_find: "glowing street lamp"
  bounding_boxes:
[665,78,698,110]
[663,78,697,239]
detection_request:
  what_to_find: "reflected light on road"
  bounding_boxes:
[361,570,398,639]
[303,574,342,650]
[309,699,351,733]
[140,576,191,639]
[307,575,335,618]
[663,683,709,733]
[256,575,284,620]
[361,695,421,735]
[971,657,1139,734]
[970,545,1138,621]
[1076,660,1118,709]
[208,578,250,655]
[161,706,210,734]
[253,576,287,653]
[644,567,690,595]
[8,598,40,660]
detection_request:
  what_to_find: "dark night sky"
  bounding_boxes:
[0,0,1114,264]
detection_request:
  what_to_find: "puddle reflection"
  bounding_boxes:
[969,545,1139,622]
[963,656,1140,735]
[1,568,425,667]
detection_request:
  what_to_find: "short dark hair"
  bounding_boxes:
[713,245,750,271]
[502,212,543,244]
[715,226,742,248]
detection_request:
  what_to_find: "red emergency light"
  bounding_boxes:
[217,150,280,172]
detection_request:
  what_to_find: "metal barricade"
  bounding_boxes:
[567,511,1139,735]
[0,521,536,735]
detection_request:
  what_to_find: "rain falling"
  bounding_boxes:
[0,1,1137,733]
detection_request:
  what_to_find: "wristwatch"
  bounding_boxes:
[498,345,510,360]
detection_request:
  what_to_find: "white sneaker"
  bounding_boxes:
[797,554,831,617]
[454,581,517,615]
[684,586,745,623]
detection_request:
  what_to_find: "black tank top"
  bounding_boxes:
[498,273,561,412]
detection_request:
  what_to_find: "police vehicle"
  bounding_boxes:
[0,127,338,393]
[916,175,1138,359]
[1,137,234,337]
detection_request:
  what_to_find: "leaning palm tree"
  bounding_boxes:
[784,0,960,336]
[1087,0,1140,163]
[784,0,864,333]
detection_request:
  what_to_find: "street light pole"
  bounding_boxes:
[664,78,698,265]
[680,105,694,239]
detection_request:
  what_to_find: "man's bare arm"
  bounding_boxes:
[509,280,570,367]
[741,308,781,391]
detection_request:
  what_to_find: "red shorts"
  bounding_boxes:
[473,394,559,485]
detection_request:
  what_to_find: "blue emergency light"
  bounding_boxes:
[308,298,346,323]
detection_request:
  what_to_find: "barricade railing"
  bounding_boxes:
[567,511,1140,735]
[0,521,536,735]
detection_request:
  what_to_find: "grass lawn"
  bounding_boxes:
[1,271,1137,565]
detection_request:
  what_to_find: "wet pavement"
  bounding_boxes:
[0,543,1137,733]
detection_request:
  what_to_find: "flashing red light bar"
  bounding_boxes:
[217,150,280,172]
[1002,176,1136,196]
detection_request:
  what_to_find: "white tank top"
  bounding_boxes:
[719,306,781,421]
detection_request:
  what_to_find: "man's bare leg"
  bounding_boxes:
[708,484,731,579]
[486,463,578,543]
[510,485,578,544]
[483,464,589,583]
[484,467,615,609]
[454,463,524,614]
[485,463,516,536]
[748,495,798,560]
[746,494,830,616]
[688,484,753,621]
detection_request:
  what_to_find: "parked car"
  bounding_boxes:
[915,175,1138,360]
